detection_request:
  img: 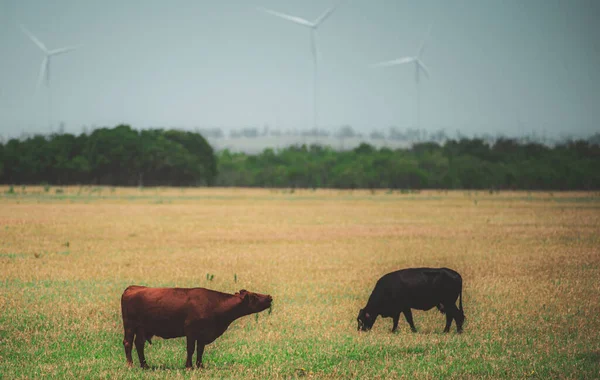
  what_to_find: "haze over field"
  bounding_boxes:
[1,0,598,143]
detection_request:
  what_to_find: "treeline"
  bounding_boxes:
[1,126,599,190]
[0,125,217,186]
[216,138,600,190]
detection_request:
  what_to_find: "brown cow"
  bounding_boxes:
[121,285,273,369]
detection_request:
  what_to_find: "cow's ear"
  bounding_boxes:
[240,292,250,304]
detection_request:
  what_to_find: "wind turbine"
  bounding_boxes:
[19,23,81,129]
[371,24,432,131]
[258,2,343,134]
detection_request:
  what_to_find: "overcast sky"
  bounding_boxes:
[0,0,598,139]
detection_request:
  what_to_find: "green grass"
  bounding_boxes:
[0,187,599,378]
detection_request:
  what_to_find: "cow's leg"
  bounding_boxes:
[403,309,417,332]
[454,305,465,333]
[134,330,149,369]
[123,327,135,367]
[445,303,464,333]
[196,341,205,368]
[443,311,453,333]
[185,335,196,369]
[391,313,400,333]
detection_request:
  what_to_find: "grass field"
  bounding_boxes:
[1,186,599,379]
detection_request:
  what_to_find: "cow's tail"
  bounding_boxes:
[458,277,465,323]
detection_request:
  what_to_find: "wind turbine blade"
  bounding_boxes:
[313,0,343,27]
[257,7,315,28]
[36,56,48,92]
[417,23,432,58]
[369,56,415,68]
[417,59,430,79]
[19,23,48,53]
[49,45,82,55]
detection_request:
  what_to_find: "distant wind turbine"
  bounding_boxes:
[19,23,81,129]
[258,2,343,133]
[371,24,432,130]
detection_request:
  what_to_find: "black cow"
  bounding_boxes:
[357,267,464,333]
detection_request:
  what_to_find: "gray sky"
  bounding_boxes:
[1,0,599,139]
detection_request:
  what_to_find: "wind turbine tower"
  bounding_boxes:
[258,2,343,135]
[19,24,81,130]
[371,24,432,130]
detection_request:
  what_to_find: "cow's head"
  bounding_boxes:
[357,308,376,331]
[237,289,273,313]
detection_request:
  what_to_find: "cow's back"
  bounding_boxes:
[438,267,462,284]
[376,268,439,293]
[382,267,461,287]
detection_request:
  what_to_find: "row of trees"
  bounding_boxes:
[199,125,598,146]
[1,126,598,189]
[216,138,600,190]
[0,125,217,186]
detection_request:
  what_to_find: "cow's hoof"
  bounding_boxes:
[457,329,463,334]
[140,363,149,370]
[411,328,417,333]
[197,363,204,369]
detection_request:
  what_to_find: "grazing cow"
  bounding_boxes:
[357,267,464,333]
[121,285,273,369]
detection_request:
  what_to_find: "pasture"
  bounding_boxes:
[0,186,599,379]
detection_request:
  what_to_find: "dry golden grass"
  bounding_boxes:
[0,186,599,378]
